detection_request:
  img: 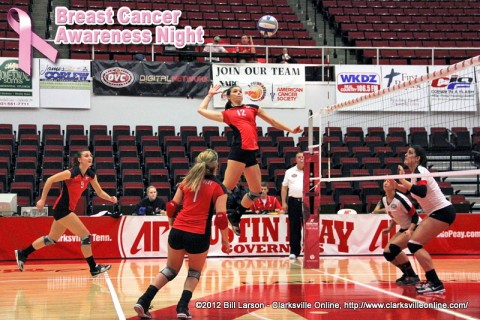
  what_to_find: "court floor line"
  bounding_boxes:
[104,272,126,320]
[298,260,479,320]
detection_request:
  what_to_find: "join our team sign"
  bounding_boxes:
[212,64,306,109]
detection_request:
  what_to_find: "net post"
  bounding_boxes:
[303,110,320,269]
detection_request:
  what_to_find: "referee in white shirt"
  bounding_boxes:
[281,152,304,259]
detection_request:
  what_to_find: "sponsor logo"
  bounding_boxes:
[99,67,136,88]
[245,82,266,101]
[337,73,380,93]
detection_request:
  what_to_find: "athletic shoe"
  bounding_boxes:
[416,281,445,294]
[227,210,241,236]
[396,275,420,286]
[415,281,428,290]
[15,250,27,272]
[176,305,192,319]
[134,298,152,319]
[90,264,111,277]
[289,254,297,260]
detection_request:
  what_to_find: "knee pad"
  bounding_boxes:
[81,234,91,246]
[407,241,423,254]
[383,251,396,262]
[187,269,201,280]
[43,236,56,246]
[383,244,401,261]
[160,266,178,281]
[247,191,261,202]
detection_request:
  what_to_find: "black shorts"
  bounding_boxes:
[168,228,210,254]
[52,207,73,221]
[429,204,456,225]
[228,145,258,167]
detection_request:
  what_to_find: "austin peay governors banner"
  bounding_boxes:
[91,60,211,97]
[1,214,480,261]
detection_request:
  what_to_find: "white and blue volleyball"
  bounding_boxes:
[257,15,278,37]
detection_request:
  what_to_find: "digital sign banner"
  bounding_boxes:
[91,60,211,97]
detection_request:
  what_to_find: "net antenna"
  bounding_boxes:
[307,55,480,212]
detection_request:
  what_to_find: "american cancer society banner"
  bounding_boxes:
[91,60,210,97]
[211,64,306,109]
[39,58,92,109]
[0,58,40,108]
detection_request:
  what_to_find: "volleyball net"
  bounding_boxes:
[305,55,480,214]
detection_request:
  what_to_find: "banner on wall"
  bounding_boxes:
[335,64,381,108]
[211,64,306,109]
[1,214,479,261]
[39,58,92,109]
[0,58,40,108]
[91,60,211,97]
[429,65,477,112]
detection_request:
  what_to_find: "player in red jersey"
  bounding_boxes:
[134,149,231,319]
[14,149,117,277]
[198,84,302,236]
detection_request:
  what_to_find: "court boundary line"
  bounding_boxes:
[104,272,126,320]
[296,261,479,320]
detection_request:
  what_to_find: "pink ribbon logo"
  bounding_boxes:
[7,7,58,76]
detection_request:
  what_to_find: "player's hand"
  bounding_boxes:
[222,239,232,254]
[397,165,405,175]
[208,84,222,96]
[36,199,45,210]
[109,196,118,204]
[291,125,303,134]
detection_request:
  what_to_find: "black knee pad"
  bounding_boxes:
[160,266,177,281]
[383,251,396,262]
[383,244,402,261]
[407,241,423,254]
[81,234,91,246]
[187,269,201,280]
[43,236,56,246]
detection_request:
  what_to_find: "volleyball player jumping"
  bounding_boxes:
[198,84,302,236]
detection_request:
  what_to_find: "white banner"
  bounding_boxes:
[117,214,396,258]
[379,65,429,112]
[429,65,477,112]
[0,57,39,108]
[211,63,306,109]
[335,64,381,108]
[39,58,91,109]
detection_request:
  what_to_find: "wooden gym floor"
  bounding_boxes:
[0,255,479,319]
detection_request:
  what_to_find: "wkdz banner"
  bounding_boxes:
[91,60,211,97]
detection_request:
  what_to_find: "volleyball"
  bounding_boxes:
[257,15,278,37]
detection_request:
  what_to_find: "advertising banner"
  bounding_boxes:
[0,58,39,108]
[39,58,91,109]
[211,64,306,109]
[91,60,210,97]
[1,214,479,260]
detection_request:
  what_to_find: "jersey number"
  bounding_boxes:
[236,109,246,116]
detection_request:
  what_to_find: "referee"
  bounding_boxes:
[281,152,304,259]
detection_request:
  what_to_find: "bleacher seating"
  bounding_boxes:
[0,124,478,215]
[320,0,480,64]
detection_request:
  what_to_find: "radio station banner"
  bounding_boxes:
[1,214,479,261]
[39,58,92,109]
[211,64,306,109]
[429,65,477,112]
[0,58,40,108]
[91,60,210,97]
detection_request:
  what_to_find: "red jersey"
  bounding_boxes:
[222,104,259,150]
[54,166,95,212]
[250,195,282,213]
[173,175,227,235]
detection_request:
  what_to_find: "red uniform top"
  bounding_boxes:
[54,166,95,212]
[173,175,227,235]
[250,195,282,213]
[222,104,259,150]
